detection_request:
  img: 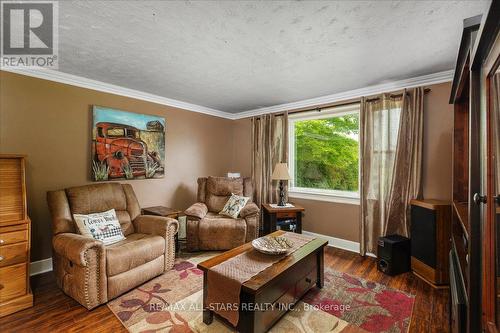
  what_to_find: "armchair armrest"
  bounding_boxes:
[53,233,105,266]
[52,233,107,309]
[133,215,179,270]
[241,203,260,243]
[184,202,208,219]
[133,215,179,237]
[239,202,260,218]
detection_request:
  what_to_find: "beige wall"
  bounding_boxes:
[422,82,454,200]
[231,118,253,177]
[0,71,454,260]
[0,71,234,261]
[292,199,360,241]
[231,82,454,243]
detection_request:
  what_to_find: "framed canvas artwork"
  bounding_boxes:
[91,106,165,181]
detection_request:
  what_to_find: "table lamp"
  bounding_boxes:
[271,163,291,206]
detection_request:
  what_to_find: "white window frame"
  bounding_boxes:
[288,103,361,205]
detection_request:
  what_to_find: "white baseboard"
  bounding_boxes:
[30,258,53,276]
[302,230,361,254]
[178,216,187,239]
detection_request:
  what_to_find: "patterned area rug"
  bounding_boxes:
[108,252,414,333]
[303,270,414,332]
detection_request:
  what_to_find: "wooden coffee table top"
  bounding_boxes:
[197,230,328,294]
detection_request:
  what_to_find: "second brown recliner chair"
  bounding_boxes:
[184,176,260,251]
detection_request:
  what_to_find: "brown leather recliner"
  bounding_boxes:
[47,183,178,310]
[185,176,260,251]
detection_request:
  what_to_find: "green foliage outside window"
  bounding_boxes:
[294,113,360,192]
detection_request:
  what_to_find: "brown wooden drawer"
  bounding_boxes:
[0,229,28,246]
[255,252,316,306]
[0,263,27,302]
[0,242,28,267]
[276,211,297,219]
[0,223,28,234]
[295,269,316,300]
[261,288,295,329]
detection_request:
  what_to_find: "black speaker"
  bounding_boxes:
[377,234,410,276]
[409,200,451,286]
[411,205,437,267]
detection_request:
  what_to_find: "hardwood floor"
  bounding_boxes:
[0,247,449,332]
[325,248,450,333]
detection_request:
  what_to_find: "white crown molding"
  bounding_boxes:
[232,69,454,119]
[2,67,453,120]
[1,67,235,119]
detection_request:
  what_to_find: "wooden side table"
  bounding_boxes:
[142,206,182,252]
[261,203,305,235]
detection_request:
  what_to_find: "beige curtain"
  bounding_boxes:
[386,88,424,236]
[251,112,288,233]
[360,88,424,255]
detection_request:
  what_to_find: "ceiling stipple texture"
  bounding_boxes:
[57,1,490,113]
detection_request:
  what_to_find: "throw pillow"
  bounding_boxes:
[73,209,125,245]
[219,193,250,218]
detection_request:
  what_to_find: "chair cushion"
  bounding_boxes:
[66,183,127,213]
[198,213,247,250]
[207,176,244,196]
[206,194,230,213]
[106,233,165,277]
[206,177,244,212]
[66,183,135,235]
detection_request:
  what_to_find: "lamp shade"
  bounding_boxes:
[271,163,291,180]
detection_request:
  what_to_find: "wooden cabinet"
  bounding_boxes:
[261,203,304,235]
[450,2,500,332]
[449,14,483,333]
[0,155,33,317]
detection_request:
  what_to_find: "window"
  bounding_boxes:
[366,101,401,201]
[288,104,360,204]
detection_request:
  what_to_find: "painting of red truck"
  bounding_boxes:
[92,106,165,181]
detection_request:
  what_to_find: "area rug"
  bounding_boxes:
[303,270,414,332]
[108,253,414,333]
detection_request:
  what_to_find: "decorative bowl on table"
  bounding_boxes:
[252,235,294,255]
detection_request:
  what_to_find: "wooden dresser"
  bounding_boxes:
[0,155,33,317]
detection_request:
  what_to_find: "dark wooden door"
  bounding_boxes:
[483,59,500,333]
[477,2,500,331]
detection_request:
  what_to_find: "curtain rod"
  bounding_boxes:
[254,100,360,118]
[264,88,431,117]
[364,88,431,103]
[252,88,431,118]
[288,100,360,115]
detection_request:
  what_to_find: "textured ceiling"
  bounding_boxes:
[57,0,490,113]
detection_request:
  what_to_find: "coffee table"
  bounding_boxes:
[197,230,328,333]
